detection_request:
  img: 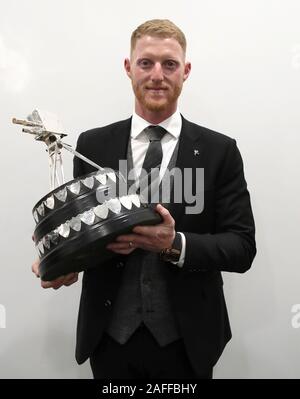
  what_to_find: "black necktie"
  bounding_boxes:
[142,125,167,174]
[139,125,167,203]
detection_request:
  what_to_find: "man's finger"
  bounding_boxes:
[63,272,77,282]
[32,260,40,277]
[41,280,54,289]
[113,248,135,255]
[107,242,131,250]
[155,204,174,225]
[51,276,66,289]
[63,273,79,286]
[115,234,140,243]
[132,225,153,235]
[106,246,135,255]
[114,235,151,247]
[41,275,65,289]
[64,276,78,287]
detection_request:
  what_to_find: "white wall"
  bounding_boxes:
[0,0,299,379]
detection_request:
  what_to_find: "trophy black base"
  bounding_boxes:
[39,206,161,281]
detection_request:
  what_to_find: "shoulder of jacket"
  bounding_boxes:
[182,116,236,146]
[79,118,131,141]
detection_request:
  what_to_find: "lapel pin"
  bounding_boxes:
[194,149,199,156]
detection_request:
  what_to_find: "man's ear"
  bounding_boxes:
[183,62,191,82]
[124,58,131,78]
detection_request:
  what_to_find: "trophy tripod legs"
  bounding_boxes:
[49,145,65,191]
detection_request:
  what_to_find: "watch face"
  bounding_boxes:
[163,248,181,262]
[160,233,182,262]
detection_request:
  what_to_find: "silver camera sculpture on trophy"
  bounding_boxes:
[13,110,161,281]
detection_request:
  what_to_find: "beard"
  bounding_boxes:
[132,81,183,112]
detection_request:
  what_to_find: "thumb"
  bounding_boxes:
[156,204,174,226]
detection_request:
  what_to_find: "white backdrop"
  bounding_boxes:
[0,0,299,379]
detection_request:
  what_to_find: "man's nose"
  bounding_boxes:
[151,62,164,81]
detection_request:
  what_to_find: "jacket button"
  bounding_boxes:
[104,299,112,307]
[117,261,124,268]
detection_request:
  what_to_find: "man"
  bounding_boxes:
[32,19,256,379]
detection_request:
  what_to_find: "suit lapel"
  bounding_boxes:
[168,116,204,224]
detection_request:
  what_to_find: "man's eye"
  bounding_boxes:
[139,59,151,68]
[164,61,177,70]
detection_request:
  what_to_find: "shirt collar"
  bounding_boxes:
[131,109,182,140]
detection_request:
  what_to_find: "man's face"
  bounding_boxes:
[125,36,191,114]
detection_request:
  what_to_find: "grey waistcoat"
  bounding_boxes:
[105,137,181,346]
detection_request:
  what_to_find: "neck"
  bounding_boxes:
[135,102,177,124]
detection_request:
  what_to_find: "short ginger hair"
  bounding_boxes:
[131,19,187,55]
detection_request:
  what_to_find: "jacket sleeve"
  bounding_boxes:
[183,139,256,273]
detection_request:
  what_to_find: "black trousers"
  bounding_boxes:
[90,323,213,379]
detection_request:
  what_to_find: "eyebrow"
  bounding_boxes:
[136,56,180,63]
[136,50,181,59]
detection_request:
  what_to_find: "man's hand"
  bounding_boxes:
[106,203,176,254]
[31,259,79,290]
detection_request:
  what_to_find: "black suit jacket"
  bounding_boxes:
[73,116,256,375]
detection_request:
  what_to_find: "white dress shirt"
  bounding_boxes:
[130,110,186,267]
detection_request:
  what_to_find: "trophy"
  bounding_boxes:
[13,110,161,281]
